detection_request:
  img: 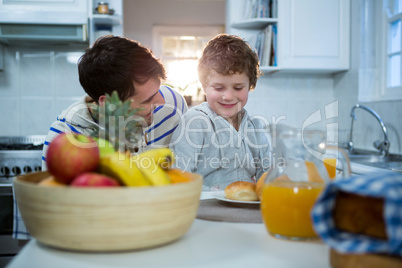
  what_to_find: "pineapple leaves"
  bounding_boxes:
[90,91,143,153]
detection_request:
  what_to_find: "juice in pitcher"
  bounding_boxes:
[260,181,324,240]
[323,158,337,179]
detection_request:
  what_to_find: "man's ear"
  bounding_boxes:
[98,95,106,105]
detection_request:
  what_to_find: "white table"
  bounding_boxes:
[7,219,330,268]
[7,192,330,267]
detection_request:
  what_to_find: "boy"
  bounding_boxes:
[170,34,271,190]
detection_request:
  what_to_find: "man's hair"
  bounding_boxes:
[78,35,166,102]
[198,34,261,91]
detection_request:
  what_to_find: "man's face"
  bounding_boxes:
[129,77,165,126]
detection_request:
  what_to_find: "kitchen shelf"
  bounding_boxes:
[92,14,122,26]
[88,0,123,45]
[231,18,278,29]
[227,0,278,69]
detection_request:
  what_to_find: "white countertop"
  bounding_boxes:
[7,164,389,268]
[6,160,395,268]
[8,192,331,268]
[7,218,330,268]
[350,162,388,174]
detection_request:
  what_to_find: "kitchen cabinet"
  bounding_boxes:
[0,0,86,13]
[0,0,87,26]
[226,0,350,74]
[0,0,123,45]
[88,0,123,45]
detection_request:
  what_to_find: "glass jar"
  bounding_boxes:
[260,125,350,241]
[97,2,109,14]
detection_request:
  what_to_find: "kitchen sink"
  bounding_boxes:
[345,148,402,172]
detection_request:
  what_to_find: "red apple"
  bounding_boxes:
[70,172,119,187]
[46,133,100,184]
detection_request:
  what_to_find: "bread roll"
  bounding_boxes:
[224,181,259,201]
[333,191,387,240]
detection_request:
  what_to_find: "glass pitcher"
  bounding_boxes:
[260,125,351,241]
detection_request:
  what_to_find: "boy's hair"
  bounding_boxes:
[78,35,166,102]
[198,34,261,91]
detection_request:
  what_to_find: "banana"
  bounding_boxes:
[98,152,151,187]
[98,148,174,187]
[136,148,175,170]
[134,155,171,186]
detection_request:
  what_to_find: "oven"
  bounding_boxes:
[0,136,45,266]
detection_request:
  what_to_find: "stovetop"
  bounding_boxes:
[0,136,46,182]
[0,136,46,151]
[0,143,43,151]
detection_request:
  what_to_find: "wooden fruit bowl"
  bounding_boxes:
[13,171,203,252]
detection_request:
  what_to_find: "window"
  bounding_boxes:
[153,26,224,102]
[384,0,402,97]
[359,0,402,101]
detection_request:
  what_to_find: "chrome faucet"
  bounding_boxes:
[347,104,390,156]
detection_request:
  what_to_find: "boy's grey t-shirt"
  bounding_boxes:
[170,102,271,190]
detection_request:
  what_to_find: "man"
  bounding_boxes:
[12,36,187,241]
[41,35,188,169]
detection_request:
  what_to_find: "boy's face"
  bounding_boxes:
[204,70,249,124]
[129,77,165,126]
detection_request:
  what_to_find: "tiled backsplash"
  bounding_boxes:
[246,73,337,129]
[0,45,86,136]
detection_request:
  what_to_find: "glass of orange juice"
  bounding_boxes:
[261,126,350,240]
[261,180,324,240]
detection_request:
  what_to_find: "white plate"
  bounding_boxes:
[213,191,260,204]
